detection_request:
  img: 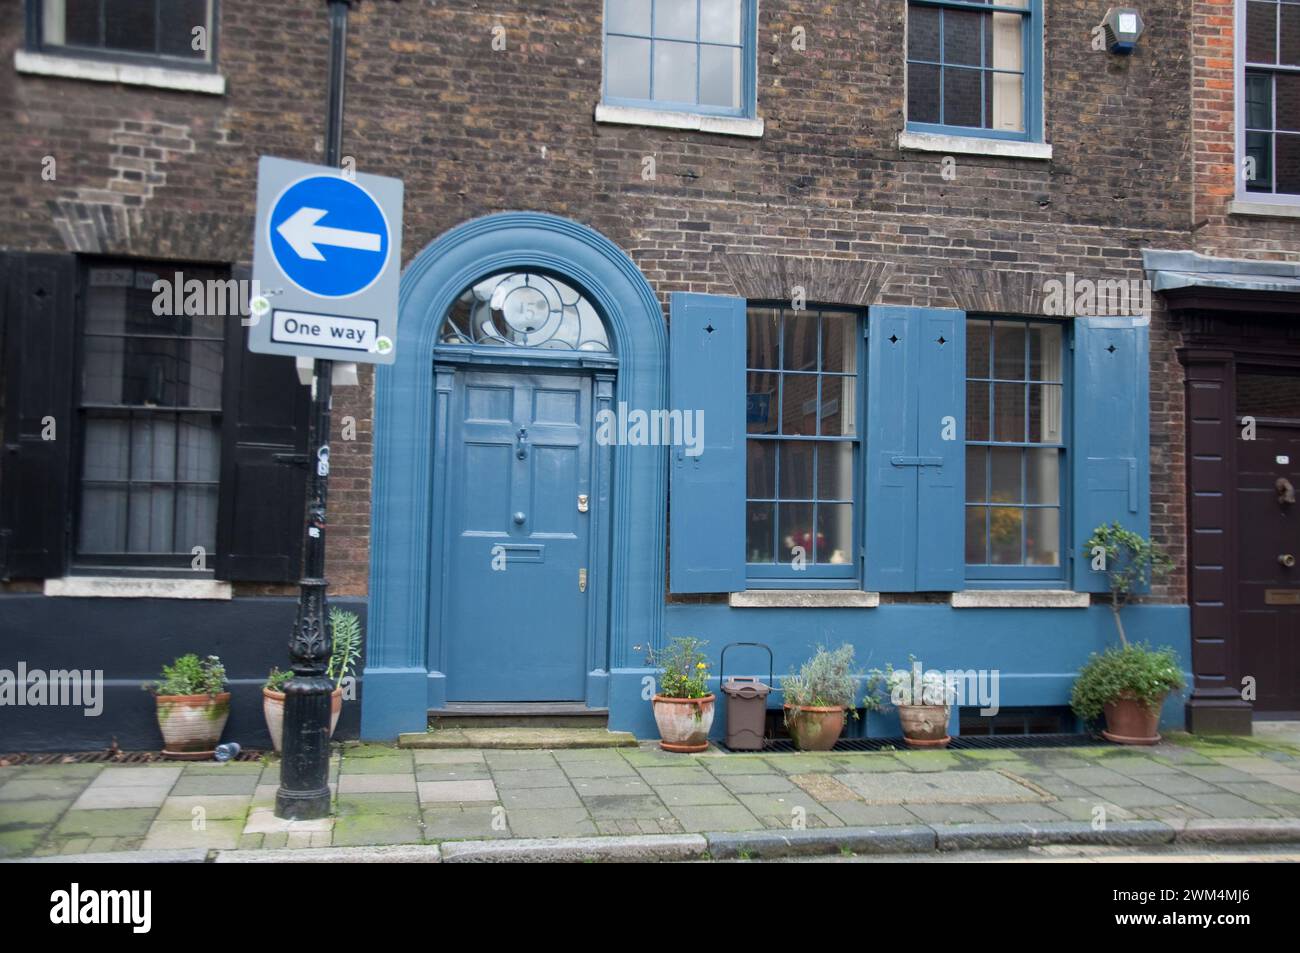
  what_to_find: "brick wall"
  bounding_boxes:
[0,0,1220,602]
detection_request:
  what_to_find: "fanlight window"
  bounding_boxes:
[439,272,611,353]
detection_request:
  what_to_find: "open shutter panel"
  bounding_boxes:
[215,311,311,582]
[864,307,920,591]
[1071,316,1150,592]
[915,308,966,590]
[668,292,745,593]
[0,253,76,579]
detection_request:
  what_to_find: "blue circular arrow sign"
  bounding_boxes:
[268,175,390,299]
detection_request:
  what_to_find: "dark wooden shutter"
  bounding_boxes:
[215,307,311,582]
[668,292,746,593]
[0,253,77,579]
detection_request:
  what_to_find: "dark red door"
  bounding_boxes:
[1236,370,1300,713]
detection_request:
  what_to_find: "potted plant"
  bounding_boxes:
[867,660,957,749]
[1072,522,1184,744]
[782,643,858,751]
[651,637,715,752]
[262,607,363,753]
[146,654,230,760]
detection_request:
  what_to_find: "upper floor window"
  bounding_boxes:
[745,306,860,585]
[965,318,1067,582]
[906,0,1042,141]
[1241,0,1300,197]
[603,0,756,118]
[32,0,216,69]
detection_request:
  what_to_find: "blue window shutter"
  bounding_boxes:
[1071,316,1151,592]
[915,308,966,590]
[669,292,745,593]
[865,307,920,591]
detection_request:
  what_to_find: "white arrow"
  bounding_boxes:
[276,206,382,261]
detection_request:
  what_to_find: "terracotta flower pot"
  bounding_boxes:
[1102,692,1165,745]
[652,694,715,752]
[784,705,846,751]
[156,692,231,760]
[898,704,951,748]
[264,685,344,754]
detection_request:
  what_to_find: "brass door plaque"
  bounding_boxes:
[1265,589,1300,605]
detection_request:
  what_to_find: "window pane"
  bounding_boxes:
[656,0,698,40]
[62,0,102,46]
[943,67,984,127]
[993,321,1026,379]
[747,502,775,562]
[989,12,1023,71]
[83,417,130,482]
[1027,323,1063,381]
[908,63,941,124]
[821,312,857,373]
[700,44,740,109]
[781,374,817,436]
[989,507,1023,564]
[909,5,941,61]
[966,447,988,502]
[779,502,815,563]
[1028,383,1064,442]
[990,446,1021,503]
[700,0,742,44]
[967,319,991,377]
[79,486,127,553]
[966,380,990,440]
[817,442,854,500]
[176,485,218,553]
[943,9,983,66]
[990,71,1024,132]
[1283,2,1300,66]
[779,441,814,498]
[608,0,652,34]
[177,414,221,481]
[820,375,856,436]
[746,372,778,434]
[747,308,779,368]
[160,0,210,60]
[653,40,698,103]
[993,382,1025,442]
[816,504,853,563]
[747,439,776,497]
[965,506,987,564]
[607,36,652,99]
[1247,131,1274,191]
[105,0,158,54]
[1247,71,1273,129]
[1279,72,1300,132]
[1026,508,1060,566]
[131,415,176,482]
[1025,448,1059,503]
[1248,0,1278,63]
[1278,132,1300,193]
[783,312,818,370]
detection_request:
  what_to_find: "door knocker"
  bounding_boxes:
[1277,477,1296,506]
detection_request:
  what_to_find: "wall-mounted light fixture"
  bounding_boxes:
[1101,7,1145,53]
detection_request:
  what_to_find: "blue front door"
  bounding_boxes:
[443,368,593,700]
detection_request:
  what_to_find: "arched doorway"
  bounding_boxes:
[361,213,666,738]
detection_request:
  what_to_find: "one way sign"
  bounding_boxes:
[250,156,403,364]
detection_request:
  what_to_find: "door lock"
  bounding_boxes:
[578,567,588,592]
[1281,554,1296,568]
[577,494,589,513]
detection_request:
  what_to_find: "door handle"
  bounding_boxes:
[1281,554,1296,568]
[516,427,528,459]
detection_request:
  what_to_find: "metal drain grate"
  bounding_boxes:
[0,749,267,766]
[718,733,1105,754]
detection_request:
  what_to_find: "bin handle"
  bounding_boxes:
[719,641,774,689]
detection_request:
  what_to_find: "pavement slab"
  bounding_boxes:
[838,769,1047,805]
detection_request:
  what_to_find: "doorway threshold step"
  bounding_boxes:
[428,702,611,730]
[399,727,637,750]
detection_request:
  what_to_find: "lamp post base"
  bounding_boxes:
[275,786,333,820]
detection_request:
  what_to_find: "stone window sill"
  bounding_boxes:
[898,130,1052,161]
[15,50,226,95]
[950,590,1089,608]
[729,590,880,608]
[595,103,764,138]
[1227,199,1300,219]
[44,577,233,600]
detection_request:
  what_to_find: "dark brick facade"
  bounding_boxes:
[0,0,1286,610]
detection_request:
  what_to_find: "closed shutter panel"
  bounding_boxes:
[215,311,311,582]
[0,253,76,579]
[915,308,966,590]
[1071,316,1150,592]
[668,292,746,593]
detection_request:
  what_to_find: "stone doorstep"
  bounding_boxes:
[399,728,638,749]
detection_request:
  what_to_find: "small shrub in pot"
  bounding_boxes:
[145,654,230,760]
[650,636,715,753]
[782,644,858,751]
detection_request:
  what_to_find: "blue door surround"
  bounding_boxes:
[362,212,667,739]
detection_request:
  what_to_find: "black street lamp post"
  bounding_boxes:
[275,0,355,821]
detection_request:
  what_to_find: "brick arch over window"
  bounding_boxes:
[360,212,668,738]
